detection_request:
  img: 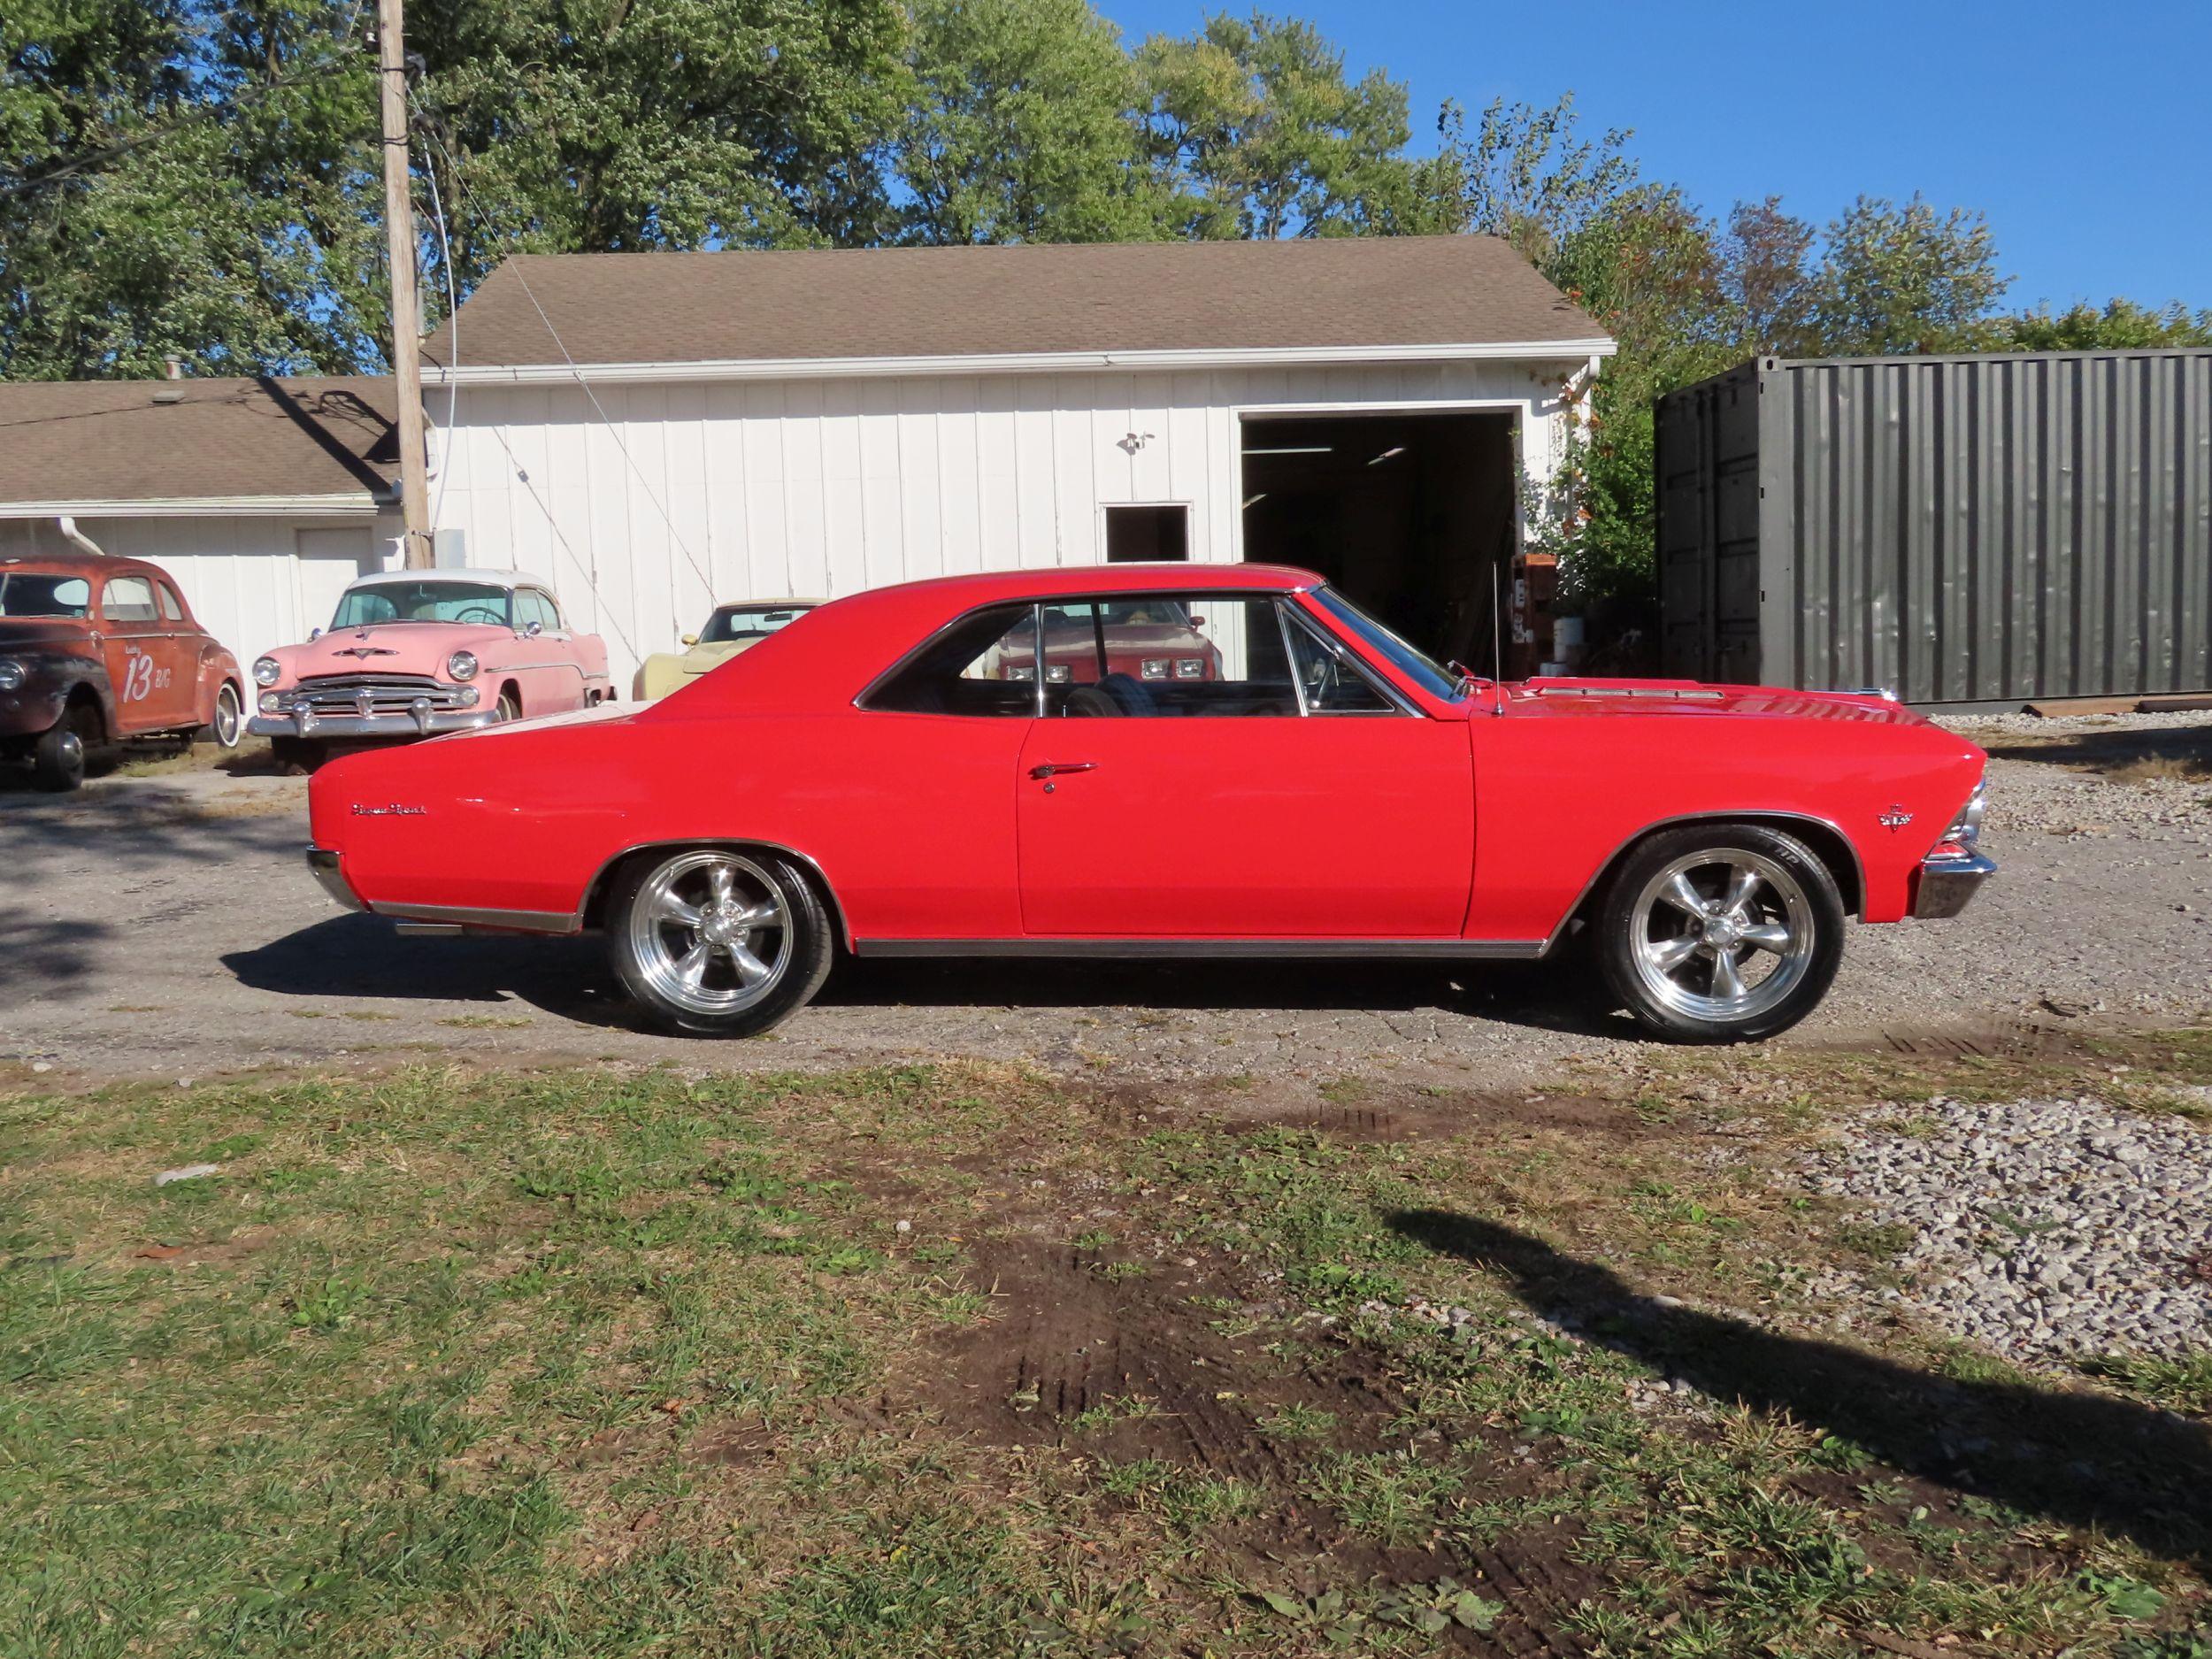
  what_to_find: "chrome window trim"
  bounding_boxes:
[1279,603,1417,716]
[853,597,1045,716]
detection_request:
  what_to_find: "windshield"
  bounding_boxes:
[331,581,511,628]
[1308,585,1463,700]
[700,603,811,644]
[0,572,93,619]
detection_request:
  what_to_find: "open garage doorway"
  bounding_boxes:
[1239,411,1519,670]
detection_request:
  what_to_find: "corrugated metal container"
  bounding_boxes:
[1655,349,2212,704]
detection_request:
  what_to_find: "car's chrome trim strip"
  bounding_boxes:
[367,899,580,933]
[853,937,1544,960]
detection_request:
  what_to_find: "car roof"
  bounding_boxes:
[345,567,543,590]
[714,597,826,610]
[1,551,173,582]
[641,562,1325,721]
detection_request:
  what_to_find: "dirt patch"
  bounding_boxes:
[900,1231,1605,1649]
[1080,1073,1647,1149]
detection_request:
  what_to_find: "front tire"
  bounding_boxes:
[606,849,833,1037]
[1596,823,1844,1043]
[32,703,97,792]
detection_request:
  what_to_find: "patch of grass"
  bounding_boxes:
[434,1014,534,1030]
[2081,1351,2212,1416]
[1256,1402,1337,1441]
[1099,1459,1263,1535]
[1836,1219,1918,1260]
[1302,1448,1463,1546]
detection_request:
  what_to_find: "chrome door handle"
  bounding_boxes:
[1030,761,1097,780]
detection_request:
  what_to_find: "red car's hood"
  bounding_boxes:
[0,618,94,654]
[1507,676,1926,725]
[267,621,519,679]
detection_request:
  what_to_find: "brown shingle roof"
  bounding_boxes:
[427,237,1608,371]
[0,377,396,509]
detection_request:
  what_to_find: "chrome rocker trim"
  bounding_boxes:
[372,899,580,934]
[1911,849,1997,919]
[304,847,365,912]
[853,938,1544,961]
[252,708,503,740]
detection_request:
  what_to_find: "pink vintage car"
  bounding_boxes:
[248,569,612,768]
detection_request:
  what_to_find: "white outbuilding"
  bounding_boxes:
[425,236,1613,688]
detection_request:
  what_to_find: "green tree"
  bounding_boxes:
[2004,296,2212,349]
[405,0,912,288]
[1133,11,1414,239]
[897,0,1164,244]
[1413,93,1637,259]
[1806,193,2008,356]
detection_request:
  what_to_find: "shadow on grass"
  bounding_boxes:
[1983,723,2212,783]
[1386,1210,2212,1568]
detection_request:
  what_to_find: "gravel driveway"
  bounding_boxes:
[4,712,2208,1088]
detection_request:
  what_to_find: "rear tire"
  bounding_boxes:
[606,848,833,1037]
[32,703,96,792]
[1596,823,1845,1043]
[209,682,244,749]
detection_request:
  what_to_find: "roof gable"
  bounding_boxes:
[428,237,1609,374]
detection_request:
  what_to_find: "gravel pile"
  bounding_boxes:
[1807,1094,2212,1360]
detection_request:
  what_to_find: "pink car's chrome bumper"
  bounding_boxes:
[250,706,501,739]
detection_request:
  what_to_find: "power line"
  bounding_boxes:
[409,104,722,627]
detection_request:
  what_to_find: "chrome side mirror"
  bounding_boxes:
[521,620,543,639]
[309,627,323,641]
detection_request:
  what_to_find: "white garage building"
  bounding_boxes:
[2,238,1611,693]
[426,236,1613,688]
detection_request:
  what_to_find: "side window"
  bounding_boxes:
[515,590,549,632]
[864,603,1041,716]
[1044,595,1294,718]
[100,575,158,623]
[534,591,565,633]
[1284,611,1400,714]
[156,582,185,622]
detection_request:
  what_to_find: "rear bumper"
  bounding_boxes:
[1911,849,1996,919]
[251,707,499,740]
[305,847,365,912]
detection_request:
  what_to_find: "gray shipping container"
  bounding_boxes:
[1655,349,2212,704]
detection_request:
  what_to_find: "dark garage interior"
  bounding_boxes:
[1239,410,1519,669]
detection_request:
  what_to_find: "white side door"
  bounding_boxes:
[294,527,376,635]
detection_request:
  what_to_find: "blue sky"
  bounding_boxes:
[1100,0,2212,312]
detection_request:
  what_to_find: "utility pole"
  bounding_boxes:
[376,0,432,569]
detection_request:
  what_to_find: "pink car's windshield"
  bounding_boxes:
[332,581,511,628]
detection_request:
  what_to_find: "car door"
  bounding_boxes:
[151,577,207,726]
[96,573,184,733]
[517,588,584,707]
[1013,594,1473,940]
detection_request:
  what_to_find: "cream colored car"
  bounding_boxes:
[632,600,821,701]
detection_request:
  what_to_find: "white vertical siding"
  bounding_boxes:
[431,359,1569,689]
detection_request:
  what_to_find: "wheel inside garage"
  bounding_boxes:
[1238,411,1520,670]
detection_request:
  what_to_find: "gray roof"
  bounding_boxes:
[0,377,396,508]
[426,237,1610,372]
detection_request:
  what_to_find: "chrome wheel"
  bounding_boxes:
[212,683,243,748]
[1630,848,1816,1023]
[626,851,792,1018]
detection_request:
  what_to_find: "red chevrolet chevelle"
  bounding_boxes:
[304,564,1993,1042]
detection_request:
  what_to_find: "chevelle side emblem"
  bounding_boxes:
[1878,806,1915,831]
[351,803,427,816]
